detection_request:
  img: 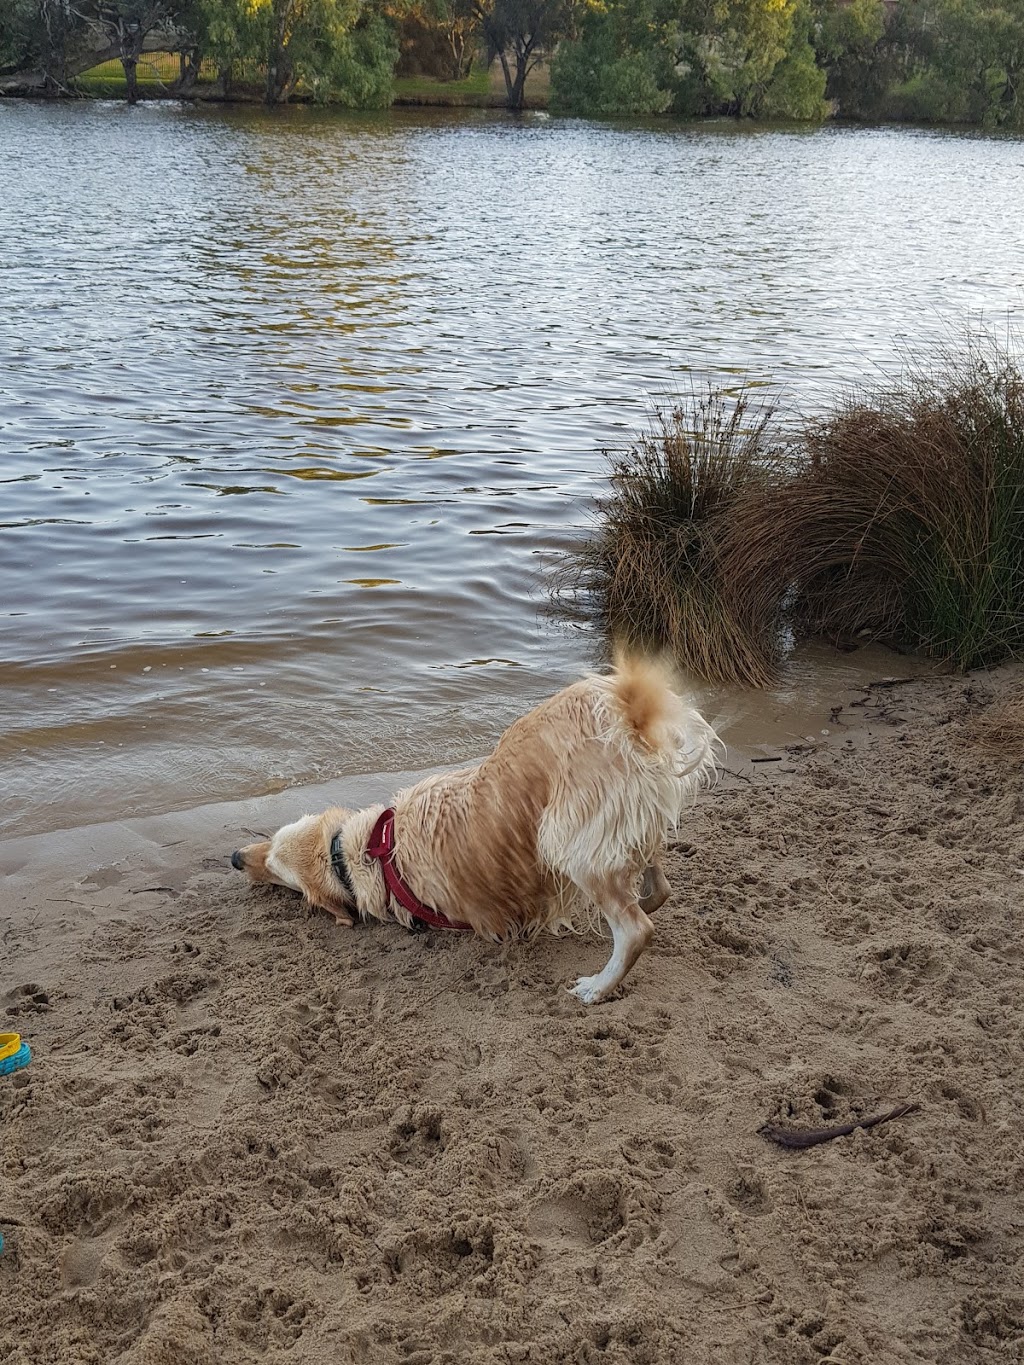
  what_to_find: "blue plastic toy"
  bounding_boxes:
[0,1032,31,1077]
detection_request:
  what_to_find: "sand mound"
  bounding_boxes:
[2,668,1023,1363]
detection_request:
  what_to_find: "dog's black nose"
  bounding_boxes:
[231,850,245,871]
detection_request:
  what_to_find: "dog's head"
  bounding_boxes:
[231,807,356,924]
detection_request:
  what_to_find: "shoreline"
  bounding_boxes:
[0,641,929,845]
[0,86,998,132]
[0,743,765,933]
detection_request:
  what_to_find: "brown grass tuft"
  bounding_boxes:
[553,335,1024,685]
[551,391,788,687]
[971,696,1024,762]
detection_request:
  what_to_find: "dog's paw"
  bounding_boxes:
[319,906,354,927]
[568,975,608,1006]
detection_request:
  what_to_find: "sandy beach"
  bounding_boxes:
[2,664,1023,1364]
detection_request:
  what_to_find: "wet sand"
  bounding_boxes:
[1,665,1023,1363]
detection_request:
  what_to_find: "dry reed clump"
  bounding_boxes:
[551,392,789,687]
[970,696,1024,762]
[736,343,1024,672]
[554,339,1024,685]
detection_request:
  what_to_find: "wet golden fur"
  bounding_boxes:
[232,658,719,1003]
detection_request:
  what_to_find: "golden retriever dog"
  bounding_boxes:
[231,657,719,1003]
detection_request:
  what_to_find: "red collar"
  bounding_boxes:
[365,808,472,933]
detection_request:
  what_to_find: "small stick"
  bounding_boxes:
[759,1102,920,1150]
[750,755,782,764]
[716,765,753,785]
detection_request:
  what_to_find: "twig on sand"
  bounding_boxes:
[759,1102,921,1150]
[704,1294,773,1315]
[850,677,923,708]
[717,765,753,785]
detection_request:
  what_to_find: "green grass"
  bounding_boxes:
[77,71,169,93]
[76,57,492,103]
[392,70,490,102]
[76,51,219,95]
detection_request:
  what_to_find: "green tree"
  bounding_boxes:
[699,0,823,116]
[550,0,676,115]
[758,0,826,116]
[1,0,40,76]
[188,0,262,91]
[926,0,1024,125]
[256,0,360,102]
[470,0,569,109]
[813,0,885,114]
[552,0,827,119]
[389,0,478,80]
[196,0,395,104]
[322,8,398,103]
[82,0,181,102]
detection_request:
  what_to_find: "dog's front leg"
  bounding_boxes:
[569,873,654,1005]
[312,900,354,927]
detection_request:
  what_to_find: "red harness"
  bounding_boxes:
[365,808,472,933]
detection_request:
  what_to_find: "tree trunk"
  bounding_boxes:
[122,54,140,103]
[446,23,473,81]
[496,47,515,105]
[1000,65,1018,119]
[117,16,146,105]
[508,60,527,110]
[42,65,66,96]
[39,0,70,96]
[41,47,68,96]
[506,36,536,112]
[265,0,293,104]
[265,57,293,103]
[173,46,201,96]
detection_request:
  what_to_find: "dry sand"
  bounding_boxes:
[1,666,1023,1364]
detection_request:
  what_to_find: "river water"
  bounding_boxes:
[1,102,1022,838]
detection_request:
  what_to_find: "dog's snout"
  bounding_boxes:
[231,849,245,871]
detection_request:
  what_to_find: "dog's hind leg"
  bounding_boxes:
[639,858,670,914]
[569,871,654,1005]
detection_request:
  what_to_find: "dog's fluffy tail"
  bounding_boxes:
[609,651,720,788]
[610,651,685,752]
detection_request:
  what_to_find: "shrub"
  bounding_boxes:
[552,392,787,686]
[760,39,829,120]
[783,342,1024,670]
[555,337,1024,683]
[549,4,674,118]
[325,12,398,108]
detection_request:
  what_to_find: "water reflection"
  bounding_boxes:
[1,104,1022,836]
